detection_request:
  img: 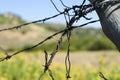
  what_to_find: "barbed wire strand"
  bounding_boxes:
[38,51,49,80]
[0,0,119,32]
[59,0,70,8]
[0,0,102,62]
[99,72,108,80]
[0,20,100,80]
[0,13,64,32]
[1,0,116,79]
[41,50,55,80]
[37,19,100,80]
[0,19,99,61]
[81,0,86,7]
[0,2,100,33]
[44,31,66,71]
[38,30,66,80]
[0,28,64,62]
[50,0,61,13]
[48,69,55,80]
[65,29,71,80]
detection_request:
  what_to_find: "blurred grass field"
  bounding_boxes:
[0,51,120,80]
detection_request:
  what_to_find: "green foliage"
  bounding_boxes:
[33,28,116,52]
[0,56,42,80]
[0,13,117,52]
[88,39,116,50]
[0,13,25,25]
[0,52,120,80]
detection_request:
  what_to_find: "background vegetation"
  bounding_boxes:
[0,52,120,80]
[0,13,120,80]
[0,13,116,52]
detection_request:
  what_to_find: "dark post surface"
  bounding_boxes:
[89,0,120,51]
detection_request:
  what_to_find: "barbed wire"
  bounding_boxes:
[0,0,118,80]
[0,0,100,32]
[99,72,108,80]
[0,20,99,61]
[0,0,99,62]
[0,12,63,32]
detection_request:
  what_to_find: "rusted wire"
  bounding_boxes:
[0,20,99,61]
[99,72,108,80]
[0,12,64,32]
[65,30,71,80]
[0,0,115,80]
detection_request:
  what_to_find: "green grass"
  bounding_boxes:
[0,52,120,80]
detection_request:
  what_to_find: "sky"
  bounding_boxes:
[0,0,101,28]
